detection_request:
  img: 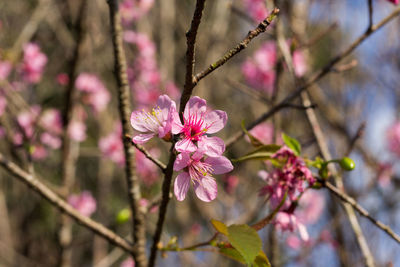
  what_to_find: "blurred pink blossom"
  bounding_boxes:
[56,73,69,85]
[223,175,239,194]
[377,162,393,187]
[0,60,12,80]
[136,148,160,186]
[99,124,125,166]
[17,107,41,138]
[120,0,154,24]
[21,43,47,84]
[241,0,269,21]
[387,0,399,5]
[293,50,307,77]
[68,191,97,217]
[31,145,48,160]
[274,211,309,241]
[296,190,324,225]
[120,258,135,267]
[246,122,274,144]
[75,73,110,113]
[68,120,87,142]
[39,109,63,135]
[387,121,400,157]
[40,132,61,149]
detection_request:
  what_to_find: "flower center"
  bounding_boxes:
[182,113,208,141]
[189,159,214,182]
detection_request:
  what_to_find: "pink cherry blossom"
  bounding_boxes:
[21,43,47,84]
[120,258,135,267]
[17,107,41,138]
[173,151,233,202]
[172,96,227,156]
[99,124,125,166]
[377,162,393,187]
[0,60,12,80]
[130,94,176,144]
[274,211,309,241]
[387,121,400,157]
[68,191,97,217]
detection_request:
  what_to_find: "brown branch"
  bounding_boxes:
[192,8,279,87]
[0,153,133,253]
[107,0,146,266]
[368,0,373,31]
[323,180,400,244]
[178,0,207,115]
[225,6,400,149]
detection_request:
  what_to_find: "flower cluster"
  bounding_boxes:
[258,146,318,242]
[241,41,307,94]
[130,95,233,202]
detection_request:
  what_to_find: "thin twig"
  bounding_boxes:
[368,0,373,31]
[125,136,167,171]
[107,0,146,266]
[323,180,400,244]
[0,153,133,253]
[225,6,400,149]
[192,8,279,87]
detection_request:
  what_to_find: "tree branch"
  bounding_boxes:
[0,153,133,253]
[107,0,147,266]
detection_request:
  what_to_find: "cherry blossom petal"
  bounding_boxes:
[198,136,225,156]
[174,153,191,171]
[193,176,217,202]
[184,96,207,120]
[171,110,183,134]
[204,156,233,175]
[174,172,191,201]
[132,133,155,144]
[130,110,152,132]
[204,110,227,134]
[156,94,175,120]
[175,138,197,153]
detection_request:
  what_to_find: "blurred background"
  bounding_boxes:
[0,0,400,266]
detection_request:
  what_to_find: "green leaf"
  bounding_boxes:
[211,219,228,236]
[116,208,131,224]
[254,251,271,267]
[227,224,262,265]
[282,133,301,156]
[232,144,281,162]
[241,120,264,147]
[219,247,246,264]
